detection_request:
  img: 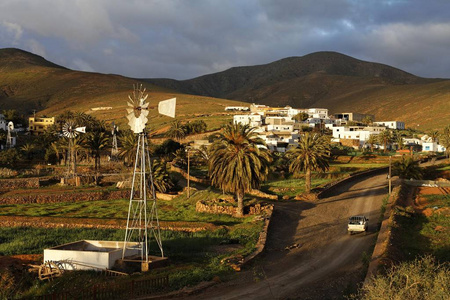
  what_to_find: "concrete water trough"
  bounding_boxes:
[43,240,140,270]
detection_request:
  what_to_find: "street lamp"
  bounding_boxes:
[186,147,191,198]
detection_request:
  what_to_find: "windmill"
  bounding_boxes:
[6,121,14,148]
[62,120,86,178]
[111,121,119,161]
[122,84,176,268]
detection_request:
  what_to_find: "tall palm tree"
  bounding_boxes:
[428,130,440,143]
[367,134,378,152]
[393,132,405,150]
[377,129,393,153]
[440,125,450,159]
[208,123,271,217]
[84,131,110,183]
[118,129,138,166]
[287,132,331,193]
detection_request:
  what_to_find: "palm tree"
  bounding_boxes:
[362,116,373,126]
[440,125,450,159]
[118,130,138,166]
[393,132,405,150]
[367,134,378,152]
[151,159,175,193]
[377,129,393,153]
[392,156,423,179]
[428,130,440,143]
[166,120,186,141]
[84,131,110,183]
[20,143,36,160]
[292,112,309,123]
[287,132,331,193]
[208,123,271,217]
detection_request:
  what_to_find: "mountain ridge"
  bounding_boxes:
[0,48,449,131]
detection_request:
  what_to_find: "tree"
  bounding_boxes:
[287,132,331,193]
[377,129,393,153]
[84,131,110,183]
[186,120,207,134]
[392,156,423,179]
[151,159,176,193]
[292,112,309,122]
[208,123,271,217]
[166,120,186,141]
[366,134,378,152]
[440,125,450,159]
[393,131,405,150]
[428,130,440,143]
[362,116,373,125]
[20,143,36,160]
[118,130,138,166]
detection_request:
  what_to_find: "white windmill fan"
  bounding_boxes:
[126,84,176,133]
[126,84,150,134]
[6,121,14,148]
[62,121,86,138]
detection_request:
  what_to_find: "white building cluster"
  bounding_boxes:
[228,104,446,153]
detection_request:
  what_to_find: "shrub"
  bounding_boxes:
[354,256,450,300]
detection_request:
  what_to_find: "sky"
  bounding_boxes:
[1,0,450,80]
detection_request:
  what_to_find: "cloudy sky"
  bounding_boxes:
[1,0,450,80]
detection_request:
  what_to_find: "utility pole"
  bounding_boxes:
[186,147,190,198]
[388,156,392,194]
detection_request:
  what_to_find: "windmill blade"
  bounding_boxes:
[158,98,176,118]
[75,127,86,133]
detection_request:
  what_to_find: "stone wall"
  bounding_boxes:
[0,190,130,204]
[0,177,40,189]
[195,200,273,217]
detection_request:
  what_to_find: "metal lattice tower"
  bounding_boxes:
[122,84,173,263]
[111,122,119,161]
[122,131,164,262]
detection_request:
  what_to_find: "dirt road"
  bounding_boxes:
[181,172,389,299]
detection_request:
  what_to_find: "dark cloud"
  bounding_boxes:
[0,0,449,79]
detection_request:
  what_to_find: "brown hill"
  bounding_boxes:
[146,52,450,130]
[1,48,449,131]
[0,48,244,129]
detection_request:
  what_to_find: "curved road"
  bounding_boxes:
[181,172,389,300]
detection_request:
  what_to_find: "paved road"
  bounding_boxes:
[181,172,389,300]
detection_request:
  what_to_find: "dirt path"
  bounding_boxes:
[179,173,389,300]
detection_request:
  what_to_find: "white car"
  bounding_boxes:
[348,215,369,235]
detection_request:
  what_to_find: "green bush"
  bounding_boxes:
[354,256,450,300]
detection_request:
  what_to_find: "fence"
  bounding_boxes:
[29,275,169,300]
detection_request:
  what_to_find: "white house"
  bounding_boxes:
[265,116,293,125]
[422,142,446,152]
[225,106,249,111]
[267,124,294,132]
[233,114,263,127]
[332,125,386,148]
[259,131,299,152]
[307,108,329,119]
[373,121,405,130]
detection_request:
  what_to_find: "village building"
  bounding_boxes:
[29,116,55,135]
[373,121,405,130]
